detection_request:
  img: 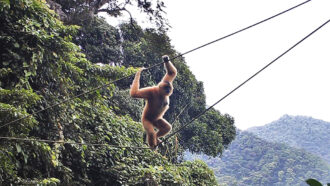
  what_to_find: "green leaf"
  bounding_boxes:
[23,62,29,67]
[24,70,32,77]
[306,179,323,186]
[15,144,22,153]
[0,0,10,5]
[2,61,9,66]
[23,152,28,164]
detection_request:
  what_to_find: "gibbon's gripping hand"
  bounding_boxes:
[162,55,170,63]
[137,67,146,73]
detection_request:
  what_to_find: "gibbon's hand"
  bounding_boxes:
[162,55,170,63]
[138,67,146,72]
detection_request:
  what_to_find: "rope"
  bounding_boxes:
[0,0,309,129]
[0,136,150,149]
[171,103,190,125]
[170,0,311,61]
[159,19,330,147]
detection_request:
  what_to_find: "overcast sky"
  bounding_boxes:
[164,0,330,130]
[102,0,330,130]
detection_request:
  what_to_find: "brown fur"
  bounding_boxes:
[130,56,177,149]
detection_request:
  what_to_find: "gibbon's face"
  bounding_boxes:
[159,81,173,96]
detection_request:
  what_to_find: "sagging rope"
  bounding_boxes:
[0,136,151,149]
[1,18,329,149]
[0,0,310,129]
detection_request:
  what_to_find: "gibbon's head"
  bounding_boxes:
[158,81,173,96]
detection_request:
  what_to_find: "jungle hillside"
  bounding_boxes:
[0,0,236,185]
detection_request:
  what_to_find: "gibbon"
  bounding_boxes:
[130,55,177,149]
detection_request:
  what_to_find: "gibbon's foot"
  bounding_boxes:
[157,139,163,148]
[150,145,158,151]
[150,139,163,151]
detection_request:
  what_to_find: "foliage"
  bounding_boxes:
[181,109,236,157]
[186,131,330,186]
[248,115,330,164]
[180,160,218,186]
[51,0,168,30]
[306,178,323,186]
[0,0,219,185]
[73,16,122,64]
[108,88,144,121]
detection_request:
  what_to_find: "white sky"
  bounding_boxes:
[164,0,330,130]
[101,0,330,130]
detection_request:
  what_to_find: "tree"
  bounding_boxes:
[73,16,122,64]
[0,0,219,185]
[49,0,168,29]
[180,109,236,157]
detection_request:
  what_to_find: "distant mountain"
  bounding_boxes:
[185,131,330,186]
[247,115,330,164]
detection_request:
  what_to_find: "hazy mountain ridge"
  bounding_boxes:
[185,115,330,185]
[247,115,330,163]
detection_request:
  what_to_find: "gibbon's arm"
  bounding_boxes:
[162,55,177,83]
[130,68,153,99]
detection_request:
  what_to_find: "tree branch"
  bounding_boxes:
[97,7,136,29]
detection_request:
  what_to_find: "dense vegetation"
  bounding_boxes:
[0,0,235,184]
[185,130,330,186]
[248,115,330,164]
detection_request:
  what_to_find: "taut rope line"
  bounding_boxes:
[159,19,330,147]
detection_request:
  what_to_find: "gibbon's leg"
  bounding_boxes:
[142,118,157,148]
[155,118,172,139]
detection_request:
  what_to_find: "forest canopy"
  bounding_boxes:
[0,0,235,185]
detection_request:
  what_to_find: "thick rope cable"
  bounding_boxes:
[159,19,330,147]
[0,0,310,129]
[0,136,150,149]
